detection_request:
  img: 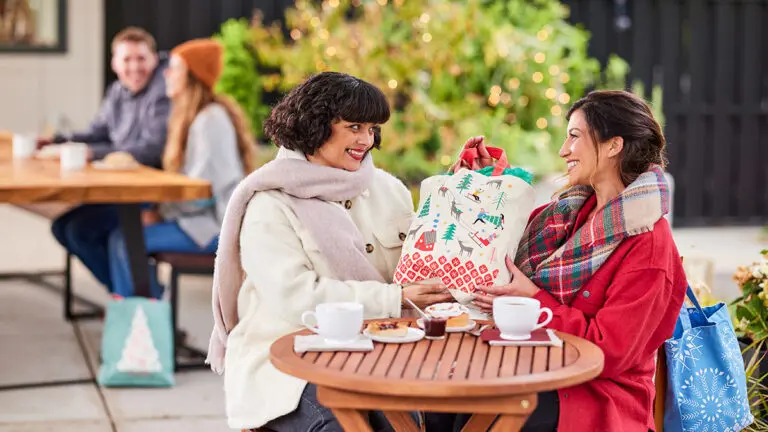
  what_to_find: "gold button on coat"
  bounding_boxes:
[365,243,374,253]
[344,200,353,209]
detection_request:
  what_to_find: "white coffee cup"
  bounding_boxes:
[12,133,36,159]
[301,302,364,344]
[59,142,88,172]
[493,296,553,340]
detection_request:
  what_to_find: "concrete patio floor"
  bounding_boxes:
[0,203,765,431]
[0,205,227,431]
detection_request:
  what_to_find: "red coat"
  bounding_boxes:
[531,196,687,432]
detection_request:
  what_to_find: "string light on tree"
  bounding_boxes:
[532,72,543,83]
[551,106,562,116]
[518,95,529,106]
[329,0,339,7]
[318,29,329,40]
[325,46,337,56]
[507,77,520,90]
[490,85,502,96]
[537,29,549,41]
[549,65,560,76]
[440,155,451,166]
[310,17,321,27]
[500,93,511,104]
[536,118,548,129]
[422,33,433,42]
[377,0,387,5]
[388,79,398,89]
[560,73,570,83]
[290,29,302,40]
[534,52,546,63]
[545,88,557,99]
[558,93,570,104]
[420,13,430,23]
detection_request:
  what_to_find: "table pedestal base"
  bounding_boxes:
[318,386,538,432]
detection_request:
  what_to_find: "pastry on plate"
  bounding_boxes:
[102,151,139,169]
[366,321,409,337]
[425,303,470,328]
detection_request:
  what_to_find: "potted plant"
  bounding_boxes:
[732,249,768,428]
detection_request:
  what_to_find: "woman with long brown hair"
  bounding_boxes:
[105,38,257,298]
[427,90,687,431]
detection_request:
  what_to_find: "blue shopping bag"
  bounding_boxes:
[663,286,753,431]
[97,297,174,387]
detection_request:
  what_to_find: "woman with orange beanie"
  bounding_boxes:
[105,38,257,298]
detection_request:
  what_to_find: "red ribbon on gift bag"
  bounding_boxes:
[458,146,510,176]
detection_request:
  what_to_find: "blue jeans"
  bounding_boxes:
[52,205,218,299]
[52,205,119,291]
[108,221,218,298]
[264,384,414,432]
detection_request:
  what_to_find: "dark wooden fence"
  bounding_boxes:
[564,0,768,227]
[103,0,292,92]
[105,0,768,227]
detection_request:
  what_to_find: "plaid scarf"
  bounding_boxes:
[515,165,670,305]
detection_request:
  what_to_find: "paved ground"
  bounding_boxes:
[0,203,764,431]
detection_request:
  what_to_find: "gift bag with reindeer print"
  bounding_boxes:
[394,146,535,306]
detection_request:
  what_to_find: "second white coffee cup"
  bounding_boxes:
[493,296,553,340]
[301,302,364,344]
[60,142,88,172]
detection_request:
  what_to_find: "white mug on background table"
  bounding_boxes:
[59,142,88,172]
[12,133,36,159]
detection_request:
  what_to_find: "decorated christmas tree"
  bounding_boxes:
[492,191,508,210]
[249,0,628,182]
[442,223,457,244]
[456,174,472,192]
[116,306,163,374]
[418,194,432,217]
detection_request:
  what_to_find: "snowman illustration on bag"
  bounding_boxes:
[394,146,535,301]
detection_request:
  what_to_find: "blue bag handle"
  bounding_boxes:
[677,285,710,333]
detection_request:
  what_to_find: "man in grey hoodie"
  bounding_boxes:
[48,27,171,294]
[40,26,170,168]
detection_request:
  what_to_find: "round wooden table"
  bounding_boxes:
[270,319,604,432]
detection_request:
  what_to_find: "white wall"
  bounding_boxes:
[0,0,103,134]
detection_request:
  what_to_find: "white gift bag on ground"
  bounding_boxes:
[394,147,535,306]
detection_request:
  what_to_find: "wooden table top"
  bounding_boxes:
[270,319,604,398]
[0,141,211,204]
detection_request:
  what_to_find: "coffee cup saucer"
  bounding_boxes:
[499,332,533,341]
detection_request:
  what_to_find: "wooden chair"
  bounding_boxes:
[654,347,667,432]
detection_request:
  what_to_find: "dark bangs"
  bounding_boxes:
[335,78,391,125]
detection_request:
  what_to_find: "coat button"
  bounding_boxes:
[398,232,406,241]
[582,290,591,298]
[344,200,353,209]
[365,243,374,253]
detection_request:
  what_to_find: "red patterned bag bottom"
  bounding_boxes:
[393,252,500,294]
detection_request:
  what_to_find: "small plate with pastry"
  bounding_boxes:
[92,151,141,171]
[417,302,476,332]
[363,321,424,344]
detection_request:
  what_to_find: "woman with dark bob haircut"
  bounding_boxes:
[206,72,452,431]
[427,90,687,432]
